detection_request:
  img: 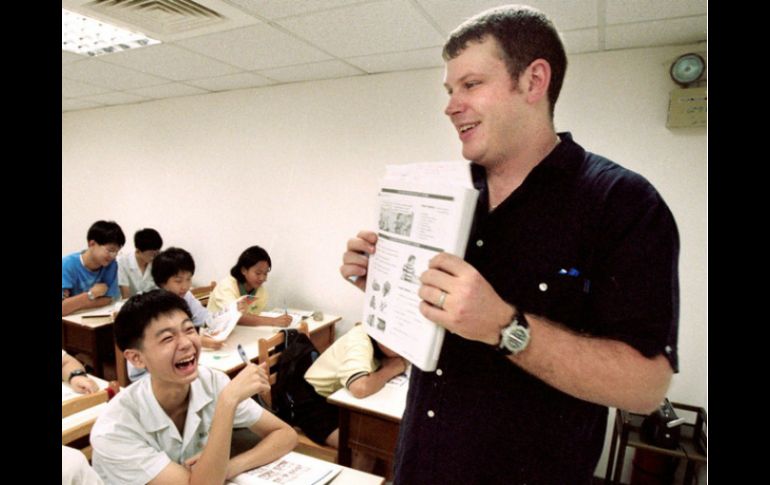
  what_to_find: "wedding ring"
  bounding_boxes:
[437,290,447,310]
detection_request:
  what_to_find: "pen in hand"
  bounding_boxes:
[237,344,250,365]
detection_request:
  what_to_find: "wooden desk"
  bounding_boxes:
[61,301,124,379]
[327,375,407,479]
[62,375,113,450]
[200,313,341,378]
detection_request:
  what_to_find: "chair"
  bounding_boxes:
[114,342,130,388]
[257,322,338,463]
[62,381,120,460]
[191,281,217,306]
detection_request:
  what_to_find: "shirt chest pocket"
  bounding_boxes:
[523,268,591,329]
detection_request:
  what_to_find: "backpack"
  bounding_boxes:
[269,329,322,425]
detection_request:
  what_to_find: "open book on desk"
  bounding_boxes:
[362,162,478,372]
[203,300,242,342]
[230,451,341,485]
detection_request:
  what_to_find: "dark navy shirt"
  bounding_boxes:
[393,133,679,485]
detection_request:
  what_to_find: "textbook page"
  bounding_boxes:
[362,161,478,371]
[204,300,241,342]
[230,452,342,485]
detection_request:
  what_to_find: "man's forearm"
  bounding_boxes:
[511,314,672,413]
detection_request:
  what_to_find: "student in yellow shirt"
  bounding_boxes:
[297,323,407,449]
[207,245,291,327]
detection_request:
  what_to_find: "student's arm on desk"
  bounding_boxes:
[148,365,296,485]
[348,357,408,399]
[61,293,113,316]
[237,313,292,328]
[61,352,99,394]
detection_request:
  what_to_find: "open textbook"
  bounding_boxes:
[362,161,479,371]
[230,451,341,485]
[204,296,249,342]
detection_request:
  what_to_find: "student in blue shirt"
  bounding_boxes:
[62,220,125,316]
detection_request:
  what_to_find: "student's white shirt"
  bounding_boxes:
[117,252,157,296]
[90,366,263,485]
[62,445,104,485]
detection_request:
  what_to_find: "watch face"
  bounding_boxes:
[502,325,530,353]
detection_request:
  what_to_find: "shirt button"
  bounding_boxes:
[476,239,484,247]
[436,369,443,376]
[539,282,548,292]
[665,345,672,353]
[427,410,435,418]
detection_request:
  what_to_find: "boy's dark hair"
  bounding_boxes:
[442,5,567,118]
[134,228,163,252]
[151,247,195,286]
[87,220,126,247]
[231,245,272,283]
[114,289,192,351]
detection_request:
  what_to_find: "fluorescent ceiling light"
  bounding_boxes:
[62,8,160,57]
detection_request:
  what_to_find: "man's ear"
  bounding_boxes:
[523,58,551,105]
[125,349,146,369]
[86,240,97,249]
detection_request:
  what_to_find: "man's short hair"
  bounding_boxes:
[230,246,272,283]
[87,220,126,247]
[114,289,192,351]
[134,228,163,252]
[151,247,195,286]
[442,5,567,118]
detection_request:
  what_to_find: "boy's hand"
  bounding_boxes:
[90,283,109,298]
[70,375,99,394]
[224,362,270,404]
[201,335,224,350]
[272,314,292,327]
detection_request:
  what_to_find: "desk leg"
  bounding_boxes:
[611,428,629,485]
[337,407,352,467]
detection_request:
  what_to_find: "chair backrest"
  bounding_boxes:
[191,281,217,305]
[62,380,120,458]
[257,322,309,408]
[62,381,120,418]
[114,341,130,388]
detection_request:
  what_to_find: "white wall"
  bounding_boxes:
[62,41,706,479]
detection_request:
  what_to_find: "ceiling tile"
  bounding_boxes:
[224,0,372,19]
[561,29,600,55]
[76,91,150,106]
[62,59,169,90]
[258,60,363,83]
[62,98,105,112]
[176,23,332,71]
[346,46,443,73]
[605,17,706,50]
[606,0,707,24]
[62,78,112,98]
[98,44,242,81]
[185,72,276,91]
[62,51,84,65]
[276,0,444,58]
[416,0,598,34]
[125,83,209,99]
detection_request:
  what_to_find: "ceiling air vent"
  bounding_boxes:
[83,0,226,35]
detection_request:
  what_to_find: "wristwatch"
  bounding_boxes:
[87,289,96,301]
[68,369,88,382]
[497,310,530,356]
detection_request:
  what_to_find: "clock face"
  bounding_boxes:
[671,53,705,86]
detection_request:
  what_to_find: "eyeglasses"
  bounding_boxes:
[102,245,120,256]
